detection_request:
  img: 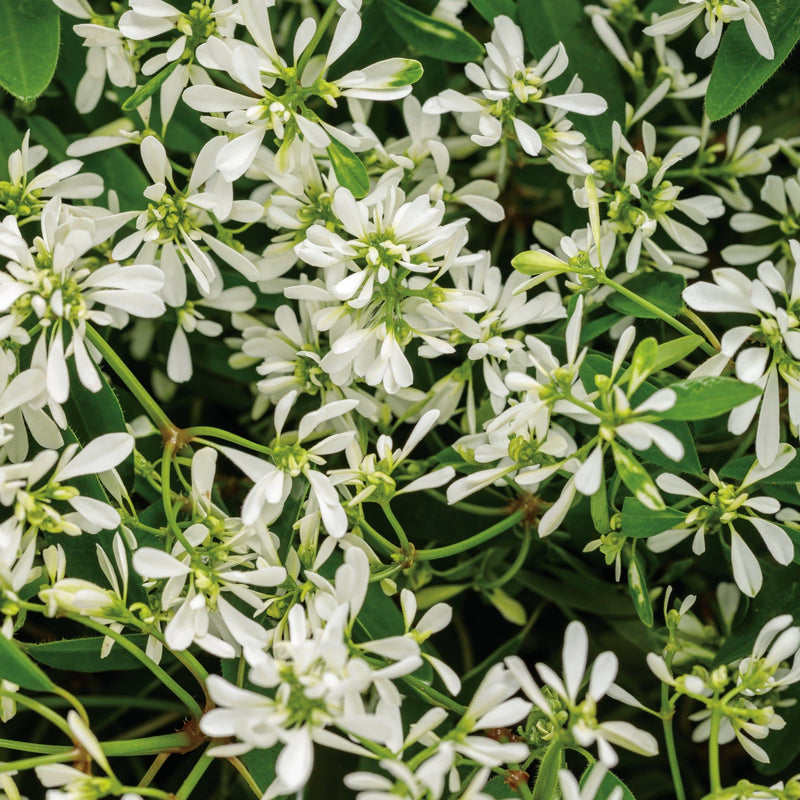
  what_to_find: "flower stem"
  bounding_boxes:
[228,756,263,798]
[189,429,272,456]
[175,747,215,800]
[599,276,716,356]
[296,0,339,75]
[0,750,77,774]
[661,682,687,800]
[415,508,527,561]
[708,707,723,794]
[382,503,410,549]
[85,325,176,435]
[64,612,203,720]
[0,690,73,738]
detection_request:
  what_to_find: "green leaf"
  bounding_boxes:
[482,775,517,798]
[27,634,156,673]
[721,454,800,485]
[650,335,704,373]
[0,635,56,692]
[621,498,686,539]
[706,0,800,121]
[612,443,665,510]
[122,61,181,111]
[581,767,636,800]
[0,0,60,102]
[532,739,562,800]
[326,137,370,199]
[383,0,484,62]
[81,148,148,212]
[659,377,762,421]
[469,0,517,23]
[627,549,653,627]
[518,0,625,150]
[607,272,686,319]
[63,362,134,487]
[27,115,70,161]
[0,115,21,180]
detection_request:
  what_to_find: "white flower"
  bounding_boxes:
[111,136,262,304]
[0,199,164,404]
[648,448,796,597]
[506,621,658,765]
[644,0,773,60]
[183,2,420,178]
[683,250,800,466]
[52,0,138,113]
[423,16,606,159]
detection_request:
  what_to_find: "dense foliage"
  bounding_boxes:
[2,1,800,799]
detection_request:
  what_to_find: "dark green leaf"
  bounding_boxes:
[721,454,800,485]
[621,498,686,539]
[81,148,148,212]
[470,0,517,23]
[63,362,134,487]
[0,636,56,692]
[27,115,70,162]
[482,775,517,798]
[607,272,686,319]
[581,767,636,800]
[518,0,625,149]
[122,61,181,111]
[627,549,653,627]
[659,377,762,421]
[0,115,21,180]
[326,137,370,198]
[706,0,800,120]
[384,0,484,62]
[27,634,158,672]
[0,0,60,102]
[650,335,704,373]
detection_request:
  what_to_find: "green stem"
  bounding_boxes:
[0,750,76,773]
[175,747,215,800]
[228,756,262,798]
[296,0,339,75]
[0,739,66,754]
[661,682,687,800]
[401,673,465,715]
[708,707,722,794]
[64,613,203,720]
[424,490,507,516]
[103,732,194,756]
[189,429,272,457]
[415,509,527,561]
[161,445,197,555]
[599,277,716,355]
[357,516,397,556]
[382,503,410,549]
[85,325,175,434]
[0,690,72,738]
[482,527,531,590]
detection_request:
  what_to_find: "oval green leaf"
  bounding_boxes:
[384,0,484,62]
[0,0,60,102]
[327,136,370,199]
[706,0,800,121]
